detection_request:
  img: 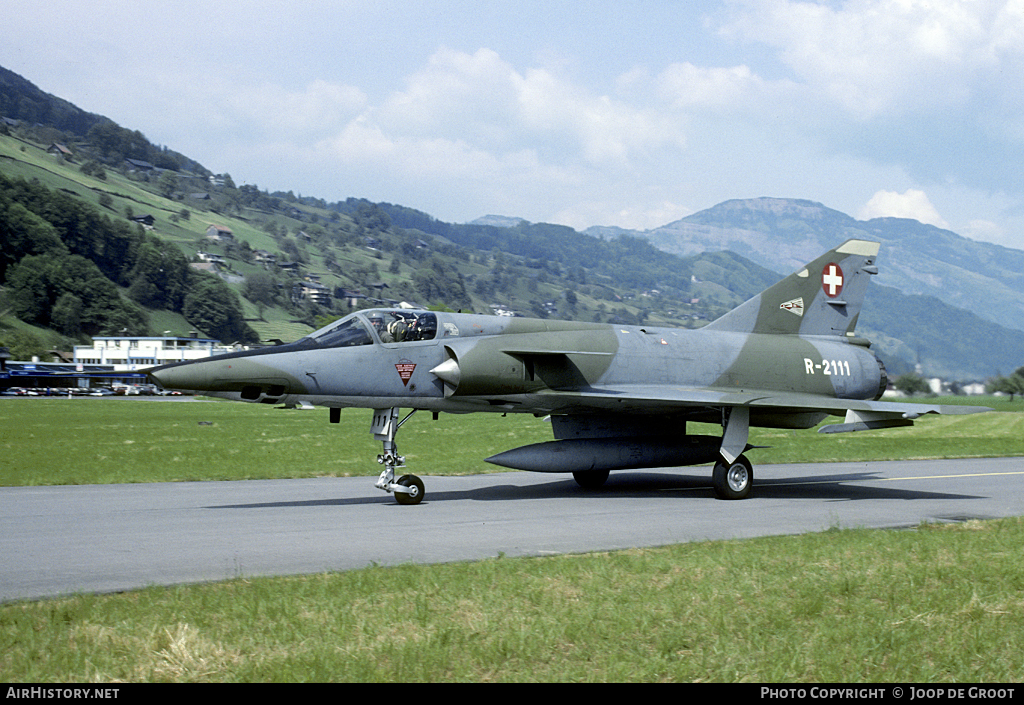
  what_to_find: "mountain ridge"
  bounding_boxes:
[584,197,1024,334]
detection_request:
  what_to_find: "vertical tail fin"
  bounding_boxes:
[705,239,880,336]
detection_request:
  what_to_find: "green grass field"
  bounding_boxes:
[3,518,1023,682]
[2,397,1022,682]
[1,397,1021,486]
[0,398,554,485]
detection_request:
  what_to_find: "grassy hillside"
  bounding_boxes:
[0,131,348,343]
[1,129,773,354]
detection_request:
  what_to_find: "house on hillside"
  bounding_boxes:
[205,224,234,242]
[339,288,367,307]
[253,250,276,266]
[124,158,156,172]
[196,251,227,267]
[297,281,331,305]
[48,143,74,161]
[130,214,155,227]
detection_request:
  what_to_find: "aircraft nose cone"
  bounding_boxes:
[148,360,212,392]
[148,352,304,396]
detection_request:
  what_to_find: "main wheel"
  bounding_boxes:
[712,455,753,500]
[572,469,610,489]
[395,474,425,505]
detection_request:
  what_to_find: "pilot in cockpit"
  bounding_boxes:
[387,316,411,342]
[368,313,394,343]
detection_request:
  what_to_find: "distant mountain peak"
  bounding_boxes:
[631,196,1024,338]
[675,197,851,229]
[468,215,525,228]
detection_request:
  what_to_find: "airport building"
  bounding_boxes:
[0,335,246,393]
[73,334,242,371]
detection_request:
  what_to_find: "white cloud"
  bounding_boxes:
[259,45,697,225]
[656,62,764,111]
[223,81,368,140]
[723,0,1024,119]
[858,189,949,228]
[373,47,687,167]
[962,218,1007,245]
[378,48,520,142]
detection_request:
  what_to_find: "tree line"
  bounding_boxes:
[988,367,1024,400]
[0,172,257,344]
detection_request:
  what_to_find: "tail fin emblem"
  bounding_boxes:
[780,297,804,316]
[822,263,844,297]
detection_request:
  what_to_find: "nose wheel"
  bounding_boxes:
[394,474,425,505]
[372,408,425,505]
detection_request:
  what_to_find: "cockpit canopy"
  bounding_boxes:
[307,309,438,348]
[365,309,437,343]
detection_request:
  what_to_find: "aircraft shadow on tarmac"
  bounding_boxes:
[205,470,981,510]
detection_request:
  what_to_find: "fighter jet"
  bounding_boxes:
[148,239,988,504]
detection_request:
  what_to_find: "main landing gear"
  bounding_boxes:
[712,454,752,500]
[713,406,753,500]
[568,408,754,499]
[371,407,425,505]
[571,456,753,498]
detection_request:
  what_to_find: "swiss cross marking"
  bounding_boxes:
[822,263,844,297]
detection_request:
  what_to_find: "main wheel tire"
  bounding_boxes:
[573,469,610,489]
[712,455,753,500]
[395,474,425,505]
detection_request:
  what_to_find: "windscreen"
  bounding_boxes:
[310,317,373,348]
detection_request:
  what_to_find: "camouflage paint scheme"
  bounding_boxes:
[149,240,988,501]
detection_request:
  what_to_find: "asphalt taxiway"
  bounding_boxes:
[2,457,1022,602]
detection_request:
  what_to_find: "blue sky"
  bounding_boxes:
[3,1,1023,250]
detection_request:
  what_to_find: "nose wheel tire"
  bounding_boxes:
[712,455,752,500]
[394,474,425,505]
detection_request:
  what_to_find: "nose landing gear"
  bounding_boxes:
[371,407,425,505]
